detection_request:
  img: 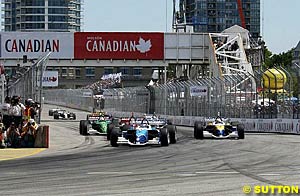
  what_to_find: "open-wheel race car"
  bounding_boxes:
[194,115,244,139]
[79,112,115,140]
[53,110,76,120]
[110,114,177,147]
[49,108,62,116]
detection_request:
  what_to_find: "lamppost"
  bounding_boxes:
[5,74,9,97]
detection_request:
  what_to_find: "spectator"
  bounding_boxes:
[0,123,6,148]
[0,96,12,130]
[6,122,21,148]
[24,99,37,123]
[9,96,24,128]
[21,119,38,148]
[231,41,239,51]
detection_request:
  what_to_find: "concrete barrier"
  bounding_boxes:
[106,111,300,135]
[34,125,49,148]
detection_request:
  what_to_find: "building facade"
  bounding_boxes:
[292,41,300,67]
[2,0,82,32]
[176,0,260,38]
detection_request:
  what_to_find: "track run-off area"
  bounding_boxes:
[1,104,300,196]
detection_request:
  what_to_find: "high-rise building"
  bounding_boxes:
[2,0,83,32]
[174,0,260,38]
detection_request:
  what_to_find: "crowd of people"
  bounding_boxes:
[0,96,39,148]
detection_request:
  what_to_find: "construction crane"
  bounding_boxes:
[236,0,246,28]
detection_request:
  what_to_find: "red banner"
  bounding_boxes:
[74,32,164,60]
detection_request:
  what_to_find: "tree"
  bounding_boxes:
[263,47,294,68]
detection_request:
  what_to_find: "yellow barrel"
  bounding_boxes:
[262,68,286,89]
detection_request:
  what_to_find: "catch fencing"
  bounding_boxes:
[43,67,300,119]
[43,89,95,112]
[102,67,300,119]
[6,53,51,102]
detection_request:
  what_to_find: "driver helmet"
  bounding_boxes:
[215,118,222,123]
[29,119,35,125]
[99,117,104,121]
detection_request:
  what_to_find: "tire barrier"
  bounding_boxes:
[34,125,49,148]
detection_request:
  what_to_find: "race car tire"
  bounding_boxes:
[237,124,245,139]
[79,120,85,135]
[160,127,169,146]
[107,124,114,141]
[49,110,54,116]
[194,121,204,139]
[82,120,89,136]
[167,119,172,125]
[54,113,59,119]
[167,125,177,144]
[110,128,120,147]
[71,113,76,120]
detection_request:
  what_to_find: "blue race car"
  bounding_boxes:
[110,116,177,147]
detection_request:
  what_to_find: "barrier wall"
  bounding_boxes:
[106,110,300,135]
[44,100,300,135]
[34,125,49,148]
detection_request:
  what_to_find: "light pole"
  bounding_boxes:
[5,74,9,97]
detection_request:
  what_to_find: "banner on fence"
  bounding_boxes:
[190,86,208,97]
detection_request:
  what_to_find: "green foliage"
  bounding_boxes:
[263,47,294,68]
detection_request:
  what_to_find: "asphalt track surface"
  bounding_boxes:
[1,104,300,196]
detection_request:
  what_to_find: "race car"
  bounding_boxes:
[49,108,62,116]
[110,115,177,147]
[194,116,244,139]
[80,112,115,140]
[118,114,172,131]
[53,110,76,120]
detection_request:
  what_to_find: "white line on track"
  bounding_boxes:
[87,171,133,175]
[176,173,198,177]
[196,171,240,174]
[258,173,281,176]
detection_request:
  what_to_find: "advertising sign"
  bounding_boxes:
[74,32,164,60]
[0,32,74,59]
[190,86,208,97]
[42,71,58,87]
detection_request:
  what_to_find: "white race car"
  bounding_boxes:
[53,110,76,120]
[48,108,62,116]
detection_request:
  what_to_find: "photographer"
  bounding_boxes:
[6,122,21,148]
[21,119,38,148]
[0,123,6,148]
[1,96,12,130]
[10,96,25,128]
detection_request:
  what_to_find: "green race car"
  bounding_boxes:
[79,112,115,140]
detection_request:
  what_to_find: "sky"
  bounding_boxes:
[84,0,300,54]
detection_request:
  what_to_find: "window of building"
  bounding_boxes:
[294,51,299,58]
[104,67,113,75]
[85,67,95,78]
[48,0,68,6]
[119,67,129,75]
[68,68,75,78]
[133,68,142,76]
[61,67,67,77]
[22,0,45,6]
[75,68,81,78]
[49,23,68,30]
